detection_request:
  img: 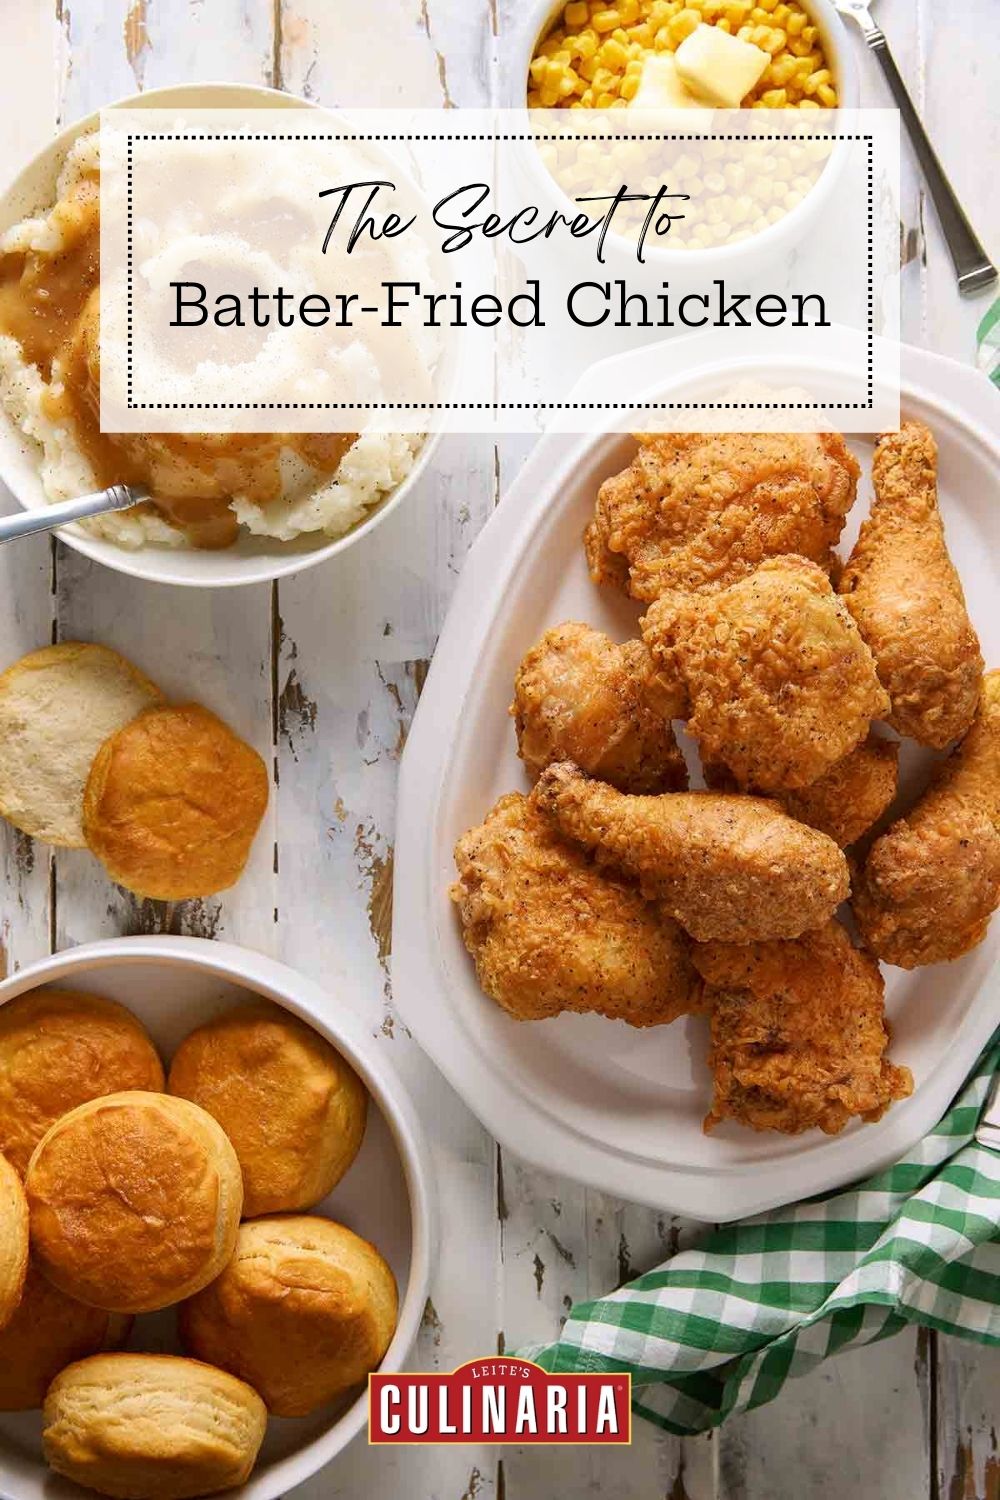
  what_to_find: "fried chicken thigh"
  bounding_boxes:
[512,622,687,794]
[853,670,1000,967]
[530,762,849,943]
[694,921,912,1135]
[586,431,859,601]
[839,421,983,748]
[704,735,900,848]
[450,792,702,1025]
[641,557,889,792]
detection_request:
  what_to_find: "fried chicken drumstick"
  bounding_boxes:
[641,557,889,793]
[530,762,849,943]
[511,622,687,794]
[694,921,912,1136]
[451,792,702,1025]
[839,421,983,748]
[853,670,1000,968]
[586,431,859,600]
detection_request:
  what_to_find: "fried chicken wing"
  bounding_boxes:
[839,421,983,748]
[450,792,702,1025]
[530,762,849,943]
[704,734,900,847]
[694,921,912,1135]
[853,670,1000,967]
[512,622,687,794]
[641,557,889,792]
[585,431,859,601]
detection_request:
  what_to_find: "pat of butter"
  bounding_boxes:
[630,52,709,111]
[673,23,769,108]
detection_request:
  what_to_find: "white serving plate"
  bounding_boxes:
[0,937,435,1500]
[0,83,444,589]
[394,341,1000,1221]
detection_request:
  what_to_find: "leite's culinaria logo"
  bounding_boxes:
[369,1360,631,1445]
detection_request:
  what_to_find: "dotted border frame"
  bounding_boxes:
[124,131,876,412]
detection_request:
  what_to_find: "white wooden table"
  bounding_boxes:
[2,2,998,1495]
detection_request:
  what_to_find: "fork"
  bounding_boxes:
[0,484,148,544]
[833,0,997,296]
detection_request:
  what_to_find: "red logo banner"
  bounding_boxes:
[369,1359,631,1445]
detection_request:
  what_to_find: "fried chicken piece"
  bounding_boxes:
[585,431,859,601]
[511,622,687,794]
[839,421,983,748]
[530,762,849,943]
[852,670,1000,968]
[694,921,912,1135]
[704,735,900,847]
[641,557,889,792]
[450,792,702,1026]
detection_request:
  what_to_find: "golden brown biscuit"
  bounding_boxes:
[179,1215,398,1417]
[43,1353,267,1500]
[168,1001,368,1218]
[0,1260,130,1411]
[0,1151,28,1331]
[26,1091,243,1313]
[0,642,163,847]
[82,703,269,900]
[0,988,164,1175]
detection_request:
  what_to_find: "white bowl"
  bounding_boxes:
[505,0,861,280]
[0,935,435,1500]
[0,82,443,589]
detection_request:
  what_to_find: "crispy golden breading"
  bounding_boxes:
[450,792,702,1026]
[853,671,1000,968]
[704,735,900,848]
[839,422,983,748]
[694,921,912,1135]
[512,622,687,794]
[585,431,859,601]
[641,557,889,793]
[530,762,849,943]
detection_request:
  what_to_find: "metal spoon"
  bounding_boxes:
[833,0,997,296]
[0,484,148,544]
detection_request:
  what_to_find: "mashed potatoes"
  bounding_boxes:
[0,135,422,551]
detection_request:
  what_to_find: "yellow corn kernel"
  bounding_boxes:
[527,88,542,106]
[529,56,550,83]
[595,89,616,104]
[565,0,589,23]
[577,27,599,54]
[619,0,641,20]
[797,95,820,108]
[619,72,640,98]
[669,6,702,40]
[716,16,731,29]
[760,86,787,105]
[539,82,561,105]
[599,36,629,67]
[591,8,621,31]
[786,9,805,32]
[816,82,837,106]
[578,54,599,78]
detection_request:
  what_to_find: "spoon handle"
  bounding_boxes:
[862,23,997,296]
[0,484,148,545]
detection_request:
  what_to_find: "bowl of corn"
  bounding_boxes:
[510,0,859,266]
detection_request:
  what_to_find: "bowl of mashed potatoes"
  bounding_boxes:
[0,83,444,588]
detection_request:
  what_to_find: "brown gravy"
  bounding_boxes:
[0,165,355,550]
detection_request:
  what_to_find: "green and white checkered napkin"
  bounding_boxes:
[522,1032,1000,1435]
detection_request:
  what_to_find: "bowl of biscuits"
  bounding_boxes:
[0,936,434,1500]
